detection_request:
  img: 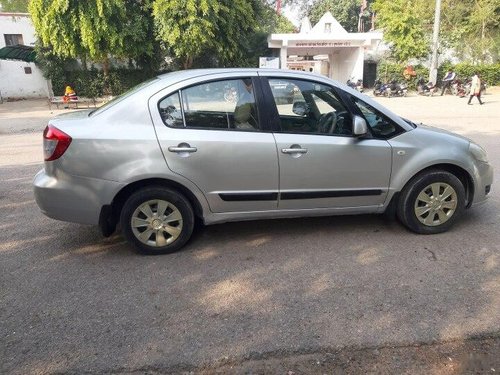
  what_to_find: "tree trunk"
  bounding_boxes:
[183,55,193,69]
[82,55,88,71]
[102,56,111,95]
[102,56,110,77]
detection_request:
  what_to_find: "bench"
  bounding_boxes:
[48,96,97,110]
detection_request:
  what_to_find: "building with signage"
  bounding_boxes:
[0,12,50,99]
[268,12,383,86]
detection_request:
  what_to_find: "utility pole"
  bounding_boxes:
[429,0,441,85]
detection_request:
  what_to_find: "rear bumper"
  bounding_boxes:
[33,169,124,225]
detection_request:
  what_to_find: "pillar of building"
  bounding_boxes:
[328,52,334,79]
[353,47,365,81]
[280,40,288,69]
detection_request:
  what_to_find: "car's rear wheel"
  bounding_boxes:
[120,187,194,255]
[397,170,466,234]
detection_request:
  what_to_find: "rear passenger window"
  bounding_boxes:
[159,92,183,128]
[158,78,260,131]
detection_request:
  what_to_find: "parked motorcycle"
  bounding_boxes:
[347,78,364,92]
[451,79,466,97]
[387,80,408,97]
[417,78,438,96]
[373,80,388,96]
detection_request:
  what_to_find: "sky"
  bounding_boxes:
[283,4,301,27]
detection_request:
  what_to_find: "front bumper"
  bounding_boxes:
[33,169,124,225]
[470,161,494,207]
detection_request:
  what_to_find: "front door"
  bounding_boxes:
[263,77,393,210]
[150,76,279,213]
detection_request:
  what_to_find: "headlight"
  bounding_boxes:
[469,142,488,162]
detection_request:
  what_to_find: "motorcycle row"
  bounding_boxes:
[415,77,486,97]
[372,80,409,97]
[366,76,486,98]
[348,78,409,97]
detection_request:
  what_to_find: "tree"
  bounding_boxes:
[0,0,28,12]
[152,0,263,69]
[437,0,499,63]
[372,0,432,63]
[275,13,298,33]
[28,0,159,75]
[119,0,163,74]
[308,0,361,32]
[459,0,499,63]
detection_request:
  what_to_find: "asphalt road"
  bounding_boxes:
[1,92,499,374]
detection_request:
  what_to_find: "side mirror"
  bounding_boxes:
[292,101,309,116]
[353,115,368,136]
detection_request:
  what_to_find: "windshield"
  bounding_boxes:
[89,78,159,117]
[402,118,418,128]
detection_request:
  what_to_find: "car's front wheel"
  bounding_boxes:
[120,187,194,255]
[397,170,466,234]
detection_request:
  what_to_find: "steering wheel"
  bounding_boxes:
[318,111,338,134]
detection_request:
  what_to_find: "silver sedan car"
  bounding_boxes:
[34,69,493,254]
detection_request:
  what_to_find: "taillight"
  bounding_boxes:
[43,125,72,161]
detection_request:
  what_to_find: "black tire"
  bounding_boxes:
[396,170,466,234]
[120,186,194,255]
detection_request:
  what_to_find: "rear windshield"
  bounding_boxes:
[89,78,159,117]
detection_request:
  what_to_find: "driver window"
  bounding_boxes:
[268,78,352,136]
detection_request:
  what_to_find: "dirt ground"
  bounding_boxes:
[187,336,500,374]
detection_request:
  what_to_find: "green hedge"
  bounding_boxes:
[51,68,158,98]
[447,63,500,86]
[376,62,500,89]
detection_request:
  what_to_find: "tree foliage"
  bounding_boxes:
[0,0,28,12]
[441,0,500,63]
[29,0,161,74]
[152,0,263,69]
[308,0,361,32]
[372,0,432,63]
[373,0,499,64]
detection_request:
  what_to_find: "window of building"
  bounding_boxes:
[24,67,32,74]
[4,34,24,46]
[324,23,332,33]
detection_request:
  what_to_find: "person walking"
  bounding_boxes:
[440,70,456,95]
[467,72,483,105]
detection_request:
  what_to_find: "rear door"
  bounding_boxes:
[149,73,279,213]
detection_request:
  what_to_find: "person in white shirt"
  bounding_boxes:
[467,72,484,105]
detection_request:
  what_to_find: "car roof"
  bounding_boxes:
[156,68,327,81]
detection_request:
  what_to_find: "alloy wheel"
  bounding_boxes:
[414,182,458,226]
[131,199,183,247]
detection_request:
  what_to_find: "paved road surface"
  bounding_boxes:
[1,91,499,373]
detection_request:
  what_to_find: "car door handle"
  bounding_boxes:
[281,148,308,154]
[168,145,197,153]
